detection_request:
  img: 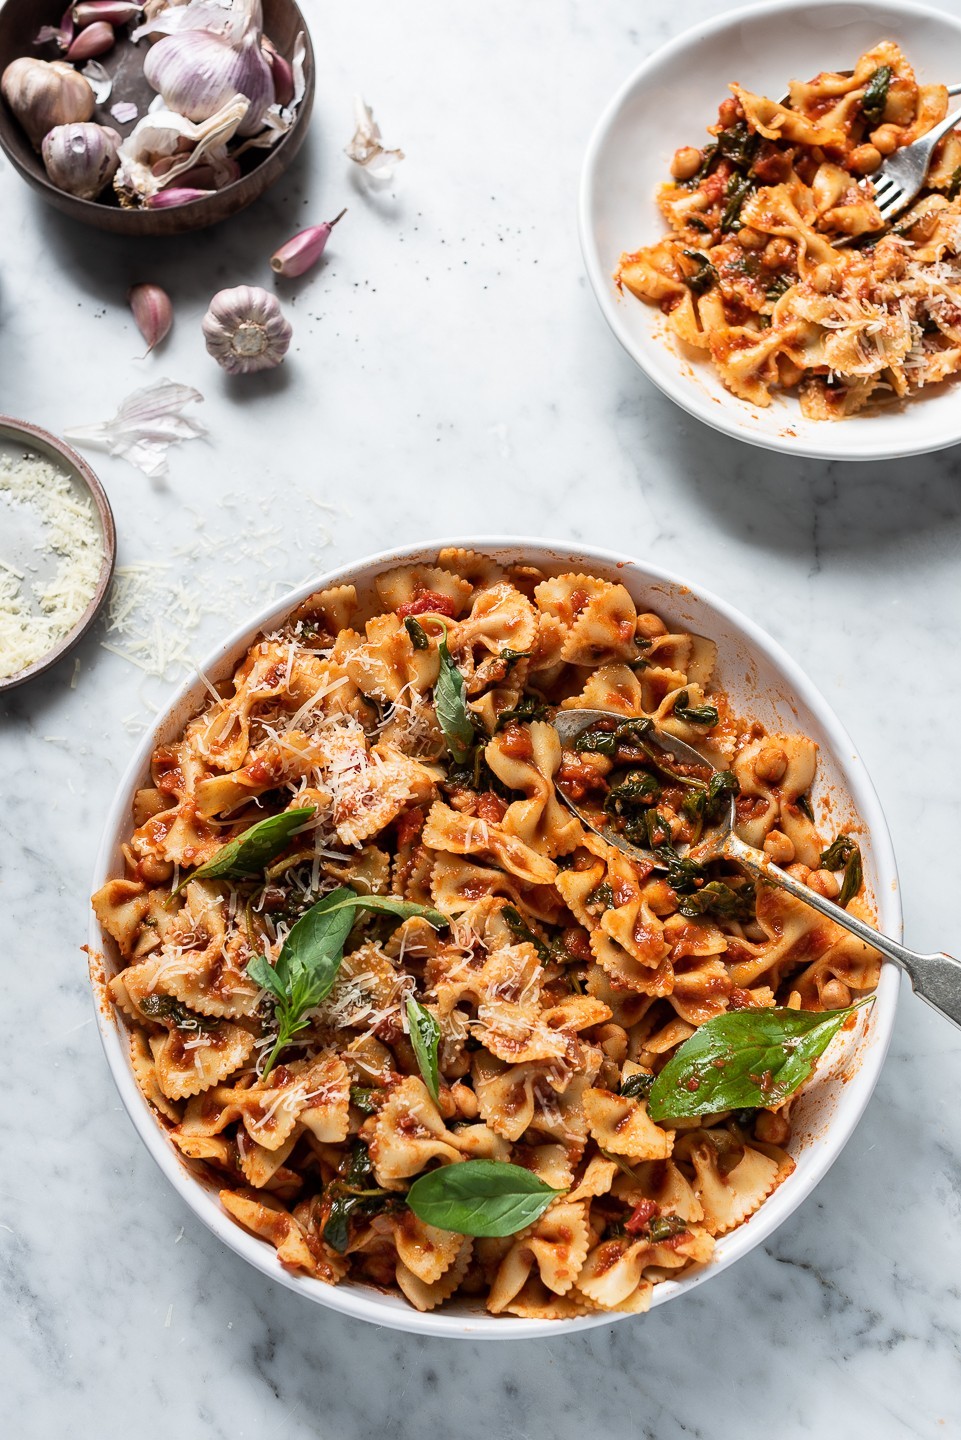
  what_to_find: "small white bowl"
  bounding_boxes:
[89,538,901,1337]
[579,0,961,461]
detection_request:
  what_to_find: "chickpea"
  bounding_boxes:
[763,237,794,267]
[636,611,668,639]
[786,862,812,885]
[670,145,703,181]
[807,868,841,899]
[753,745,787,784]
[755,1110,792,1146]
[848,143,882,175]
[718,97,741,128]
[436,1086,457,1120]
[821,978,853,1009]
[810,263,836,295]
[140,856,173,884]
[763,829,795,866]
[596,1023,629,1063]
[450,1081,479,1120]
[737,226,766,250]
[870,123,901,156]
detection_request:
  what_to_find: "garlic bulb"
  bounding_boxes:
[142,0,274,137]
[1,57,95,150]
[42,121,121,198]
[202,286,292,374]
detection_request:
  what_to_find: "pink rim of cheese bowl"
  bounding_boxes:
[88,537,901,1337]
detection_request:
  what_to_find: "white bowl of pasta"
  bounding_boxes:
[580,0,961,460]
[88,538,900,1337]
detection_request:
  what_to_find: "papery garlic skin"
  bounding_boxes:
[1,57,95,150]
[114,96,248,201]
[42,121,121,198]
[129,283,173,352]
[201,286,292,374]
[142,7,274,136]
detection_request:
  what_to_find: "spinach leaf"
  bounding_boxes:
[501,904,551,961]
[687,142,718,188]
[819,834,863,907]
[682,250,718,295]
[678,879,755,920]
[765,273,794,303]
[681,770,738,827]
[796,791,815,823]
[721,172,754,232]
[586,882,617,911]
[406,997,441,1104]
[404,615,429,650]
[647,1213,689,1242]
[716,120,761,171]
[139,994,219,1032]
[861,64,892,125]
[644,810,674,850]
[672,690,719,727]
[248,887,447,1077]
[434,624,475,763]
[495,694,551,728]
[499,647,531,672]
[574,717,654,757]
[620,1072,654,1100]
[605,769,662,816]
[349,1085,379,1115]
[647,1000,873,1120]
[654,844,707,894]
[949,165,961,201]
[177,807,315,890]
[406,1159,564,1236]
[322,1142,392,1252]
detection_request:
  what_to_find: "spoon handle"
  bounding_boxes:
[726,834,961,1030]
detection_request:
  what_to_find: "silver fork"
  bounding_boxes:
[869,104,961,222]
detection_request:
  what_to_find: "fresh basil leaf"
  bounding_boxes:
[620,1072,654,1100]
[248,887,447,1077]
[406,1159,564,1237]
[404,615,429,650]
[672,690,719,727]
[177,807,315,890]
[434,625,475,763]
[647,1001,873,1121]
[861,64,892,125]
[406,997,441,1104]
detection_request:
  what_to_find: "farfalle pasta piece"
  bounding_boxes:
[289,583,358,636]
[396,1238,473,1312]
[149,1023,255,1101]
[687,1135,794,1235]
[375,565,474,616]
[487,1199,591,1311]
[533,574,638,665]
[393,1210,467,1285]
[485,721,582,856]
[129,1030,181,1123]
[91,878,150,953]
[238,1130,299,1189]
[583,1086,673,1161]
[220,1189,345,1281]
[365,1076,464,1187]
[574,1238,655,1314]
[423,800,558,886]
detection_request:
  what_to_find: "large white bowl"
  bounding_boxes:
[579,0,961,461]
[89,538,901,1337]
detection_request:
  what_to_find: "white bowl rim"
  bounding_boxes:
[88,534,902,1339]
[578,0,961,462]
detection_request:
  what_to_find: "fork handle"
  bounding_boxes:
[724,833,961,1029]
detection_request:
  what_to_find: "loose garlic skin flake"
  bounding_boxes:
[201,286,292,374]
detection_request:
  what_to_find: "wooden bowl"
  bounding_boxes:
[0,417,116,693]
[0,0,315,236]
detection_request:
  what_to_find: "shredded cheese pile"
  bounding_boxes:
[0,453,103,680]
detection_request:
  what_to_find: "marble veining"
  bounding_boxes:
[2,1,961,1436]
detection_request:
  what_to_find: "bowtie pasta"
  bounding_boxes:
[617,43,961,419]
[92,553,880,1318]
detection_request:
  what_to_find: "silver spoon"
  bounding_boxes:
[552,709,961,1029]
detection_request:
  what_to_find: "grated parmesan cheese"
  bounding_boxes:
[0,452,103,680]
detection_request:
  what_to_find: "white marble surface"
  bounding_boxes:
[3,0,961,1434]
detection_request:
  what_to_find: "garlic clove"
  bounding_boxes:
[1,57,95,150]
[201,286,292,375]
[114,98,248,202]
[261,36,294,108]
[42,121,121,199]
[66,20,116,62]
[143,186,212,208]
[128,283,173,353]
[270,210,347,278]
[73,3,145,26]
